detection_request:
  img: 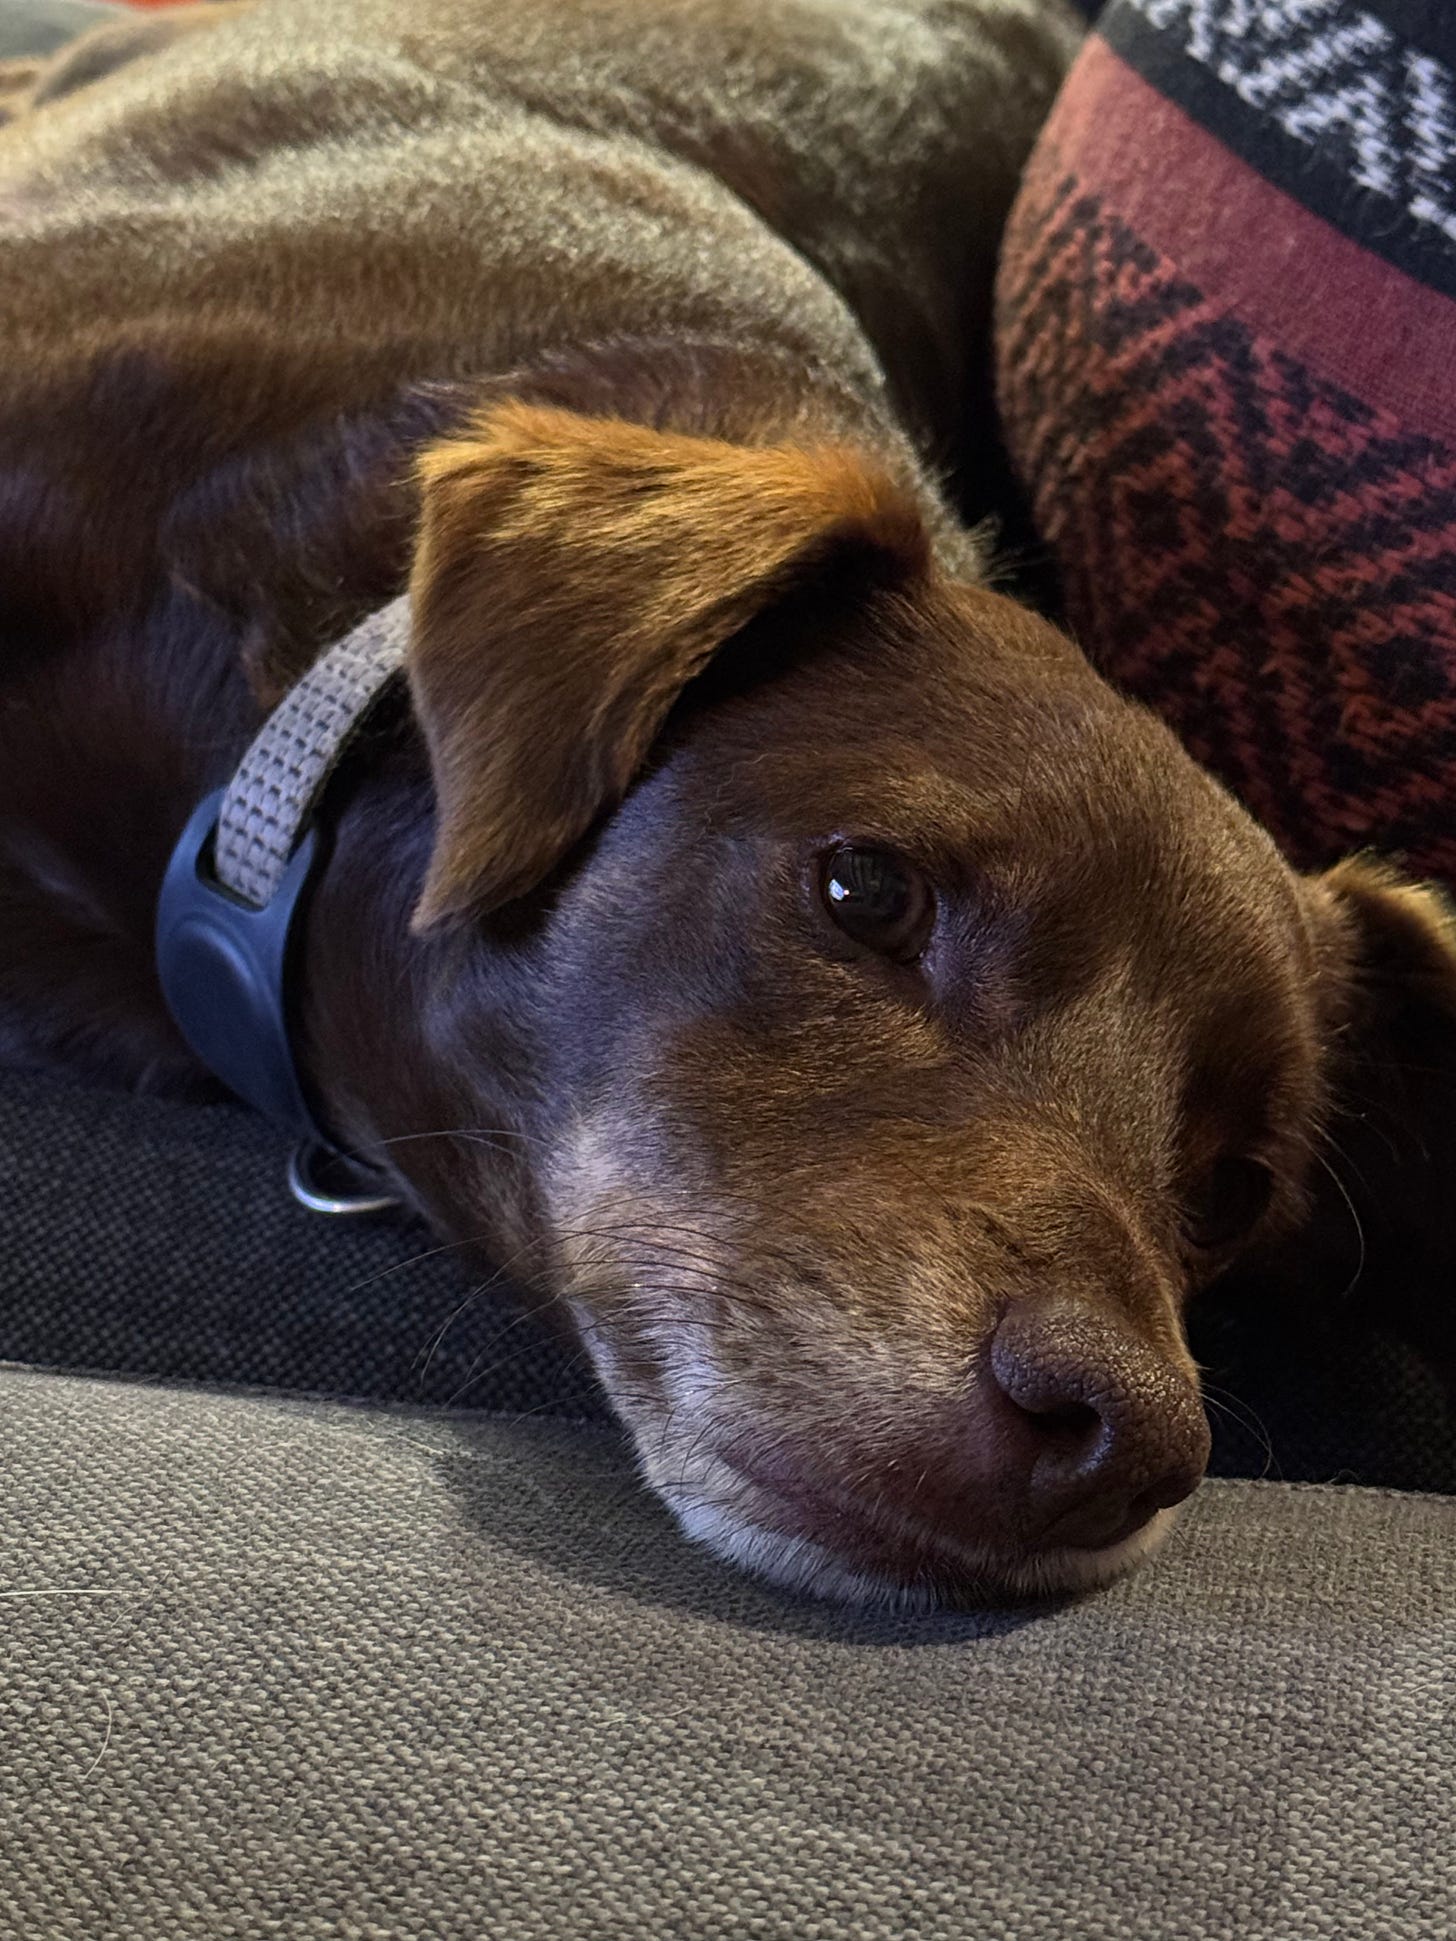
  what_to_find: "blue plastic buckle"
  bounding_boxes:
[156,792,397,1215]
[156,790,325,1140]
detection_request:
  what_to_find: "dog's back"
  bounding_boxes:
[0,0,1078,752]
[0,0,1075,482]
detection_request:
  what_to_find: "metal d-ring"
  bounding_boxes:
[287,1139,402,1217]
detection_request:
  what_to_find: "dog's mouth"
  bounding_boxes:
[727,1454,1161,1556]
[562,1237,1202,1611]
[645,1439,1186,1613]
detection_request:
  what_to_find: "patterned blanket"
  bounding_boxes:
[997,0,1456,888]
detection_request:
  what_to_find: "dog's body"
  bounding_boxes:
[2,0,1452,1609]
[0,0,1070,1083]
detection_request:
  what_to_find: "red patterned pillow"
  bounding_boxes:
[996,0,1456,888]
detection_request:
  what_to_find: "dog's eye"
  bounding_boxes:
[819,845,935,961]
[1183,1157,1273,1252]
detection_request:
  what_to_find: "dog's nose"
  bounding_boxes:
[987,1298,1210,1549]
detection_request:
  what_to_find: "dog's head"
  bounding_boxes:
[310,401,1456,1608]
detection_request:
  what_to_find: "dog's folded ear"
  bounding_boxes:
[405,401,929,928]
[1295,856,1456,1351]
[1311,855,1456,1112]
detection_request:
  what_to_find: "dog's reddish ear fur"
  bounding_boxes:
[1292,857,1456,1354]
[1315,856,1456,1017]
[1310,857,1456,1122]
[406,401,928,927]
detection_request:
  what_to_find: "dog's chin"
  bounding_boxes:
[568,1301,1187,1612]
[642,1443,1186,1615]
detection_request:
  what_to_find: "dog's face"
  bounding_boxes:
[524,587,1332,1607]
[325,401,1456,1609]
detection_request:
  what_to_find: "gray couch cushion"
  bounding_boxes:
[4,1365,1453,1940]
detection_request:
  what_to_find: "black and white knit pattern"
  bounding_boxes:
[1136,0,1456,247]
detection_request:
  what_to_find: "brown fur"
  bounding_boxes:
[1,0,1451,1609]
[410,403,929,920]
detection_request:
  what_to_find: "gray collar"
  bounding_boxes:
[214,596,412,906]
[155,597,413,1214]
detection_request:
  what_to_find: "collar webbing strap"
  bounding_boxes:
[214,595,412,907]
[156,599,413,1184]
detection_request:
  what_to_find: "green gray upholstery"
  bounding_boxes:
[5,1367,1453,1940]
[0,1069,600,1416]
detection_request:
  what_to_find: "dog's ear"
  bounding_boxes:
[1296,856,1456,1355]
[1311,855,1456,1115]
[405,401,929,927]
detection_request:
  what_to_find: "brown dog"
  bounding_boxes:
[1,0,1451,1609]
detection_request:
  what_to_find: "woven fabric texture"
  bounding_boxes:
[3,1366,1453,1941]
[0,1068,602,1417]
[995,0,1456,886]
[214,597,410,907]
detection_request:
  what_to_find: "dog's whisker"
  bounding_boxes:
[415,1277,524,1388]
[1199,1383,1278,1482]
[352,1125,543,1155]
[1309,1117,1384,1195]
[1308,1150,1369,1303]
[346,1229,501,1295]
